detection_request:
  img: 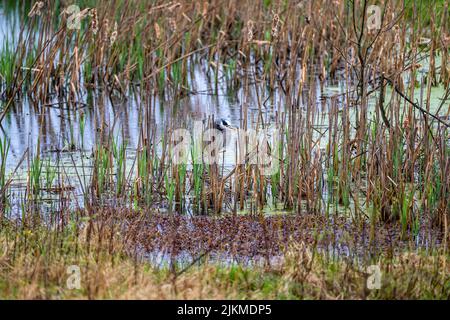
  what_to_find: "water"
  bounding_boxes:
[0,2,448,266]
[1,2,447,180]
[1,67,447,214]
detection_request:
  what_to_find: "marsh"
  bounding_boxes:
[0,0,448,300]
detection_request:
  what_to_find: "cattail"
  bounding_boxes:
[271,11,280,39]
[28,1,44,17]
[247,20,254,43]
[110,22,118,47]
[154,23,161,40]
[89,8,98,35]
[393,25,401,50]
[169,17,177,32]
[103,19,110,43]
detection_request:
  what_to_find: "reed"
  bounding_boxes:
[0,136,10,211]
[0,0,448,300]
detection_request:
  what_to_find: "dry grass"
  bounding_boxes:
[0,214,448,300]
[0,0,448,300]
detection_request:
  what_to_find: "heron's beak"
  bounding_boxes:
[226,124,238,131]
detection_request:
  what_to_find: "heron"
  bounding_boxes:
[212,118,237,152]
[200,118,237,160]
[213,118,235,132]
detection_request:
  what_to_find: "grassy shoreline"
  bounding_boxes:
[0,0,448,300]
[0,211,448,300]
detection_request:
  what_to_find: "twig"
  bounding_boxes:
[382,76,449,128]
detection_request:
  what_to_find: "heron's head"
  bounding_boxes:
[214,118,236,132]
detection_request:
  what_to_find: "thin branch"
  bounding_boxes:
[382,76,449,128]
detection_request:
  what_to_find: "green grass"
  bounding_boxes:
[0,38,16,92]
[0,218,448,299]
[112,136,127,197]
